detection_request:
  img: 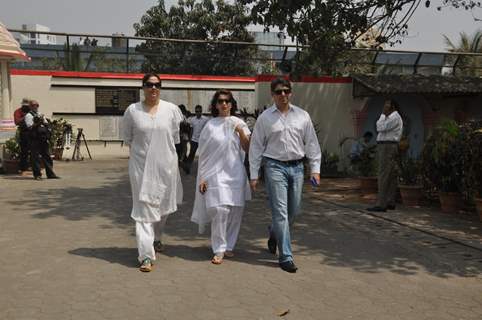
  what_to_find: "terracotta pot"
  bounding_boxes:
[53,147,64,160]
[2,159,19,174]
[399,185,423,207]
[475,197,482,222]
[359,176,378,194]
[439,192,462,214]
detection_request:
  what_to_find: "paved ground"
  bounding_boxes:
[1,159,481,320]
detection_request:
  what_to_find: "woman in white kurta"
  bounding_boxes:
[191,89,251,264]
[122,73,183,272]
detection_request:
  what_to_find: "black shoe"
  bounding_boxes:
[47,175,60,179]
[387,205,396,210]
[366,206,387,212]
[267,227,277,254]
[279,261,298,273]
[153,240,164,253]
[34,176,42,181]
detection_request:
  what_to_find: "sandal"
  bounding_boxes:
[139,258,153,272]
[224,251,234,258]
[211,254,224,265]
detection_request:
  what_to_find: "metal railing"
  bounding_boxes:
[8,28,482,76]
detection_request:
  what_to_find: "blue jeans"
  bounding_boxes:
[264,158,304,263]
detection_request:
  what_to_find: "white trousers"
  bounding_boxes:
[135,215,168,262]
[209,206,244,255]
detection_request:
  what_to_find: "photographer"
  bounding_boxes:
[13,98,31,174]
[24,100,59,180]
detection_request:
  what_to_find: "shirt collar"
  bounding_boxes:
[271,103,294,114]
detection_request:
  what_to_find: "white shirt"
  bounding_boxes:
[249,104,321,179]
[188,115,209,142]
[24,111,46,128]
[376,111,403,142]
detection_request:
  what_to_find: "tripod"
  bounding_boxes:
[72,128,92,161]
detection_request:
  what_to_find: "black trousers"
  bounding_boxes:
[19,132,30,171]
[30,139,56,178]
[186,141,198,164]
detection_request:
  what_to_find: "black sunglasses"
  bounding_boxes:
[274,88,291,95]
[217,98,231,104]
[143,82,161,89]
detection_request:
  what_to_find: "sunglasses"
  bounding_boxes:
[31,104,39,107]
[217,98,231,104]
[143,82,161,89]
[274,88,291,95]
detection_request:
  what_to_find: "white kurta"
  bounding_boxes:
[122,101,184,223]
[191,116,251,233]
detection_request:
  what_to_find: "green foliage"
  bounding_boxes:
[4,134,20,160]
[48,118,73,151]
[134,0,259,75]
[241,0,419,76]
[398,154,421,186]
[421,119,464,193]
[460,119,482,197]
[321,150,340,176]
[355,145,377,177]
[443,30,482,76]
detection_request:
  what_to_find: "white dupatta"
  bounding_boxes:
[191,116,249,233]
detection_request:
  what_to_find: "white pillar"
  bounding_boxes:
[0,59,15,141]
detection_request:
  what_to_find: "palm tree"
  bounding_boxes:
[443,30,482,76]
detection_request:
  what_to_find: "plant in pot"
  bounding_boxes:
[421,119,464,213]
[48,118,72,160]
[320,149,340,177]
[2,134,21,174]
[355,145,378,194]
[461,119,482,221]
[398,154,422,207]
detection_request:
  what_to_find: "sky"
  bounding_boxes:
[0,0,481,52]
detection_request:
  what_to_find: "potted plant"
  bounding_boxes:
[48,118,72,160]
[461,119,482,221]
[421,119,464,213]
[353,145,378,193]
[398,154,423,207]
[2,135,20,174]
[320,149,340,177]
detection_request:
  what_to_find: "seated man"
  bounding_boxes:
[349,131,374,164]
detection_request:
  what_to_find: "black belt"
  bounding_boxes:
[377,141,398,144]
[265,157,303,165]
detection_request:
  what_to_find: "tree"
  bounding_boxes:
[241,0,423,76]
[443,30,482,76]
[133,0,259,75]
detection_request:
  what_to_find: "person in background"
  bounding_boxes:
[176,104,192,174]
[24,100,59,180]
[349,131,374,163]
[367,99,403,212]
[186,104,209,171]
[13,98,31,174]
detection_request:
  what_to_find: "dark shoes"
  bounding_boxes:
[153,240,164,253]
[267,227,277,254]
[366,206,387,212]
[33,176,42,181]
[47,175,60,179]
[387,205,396,210]
[280,261,298,273]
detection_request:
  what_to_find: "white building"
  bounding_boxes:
[16,24,56,45]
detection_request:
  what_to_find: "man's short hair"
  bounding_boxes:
[195,105,203,111]
[270,77,291,92]
[363,131,373,139]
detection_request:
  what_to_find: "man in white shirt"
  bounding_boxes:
[187,105,209,169]
[367,99,403,212]
[249,78,321,273]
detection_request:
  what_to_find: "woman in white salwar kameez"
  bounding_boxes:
[191,89,251,265]
[122,73,183,272]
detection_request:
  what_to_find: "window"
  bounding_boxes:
[95,87,140,115]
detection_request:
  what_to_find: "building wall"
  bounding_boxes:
[10,71,256,144]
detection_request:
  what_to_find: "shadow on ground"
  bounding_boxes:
[5,159,481,278]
